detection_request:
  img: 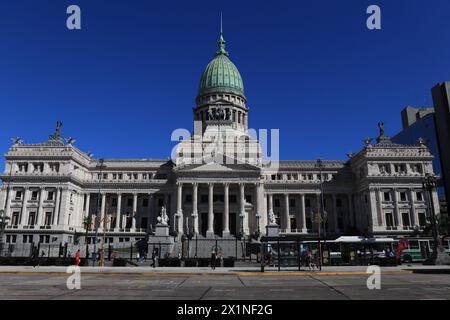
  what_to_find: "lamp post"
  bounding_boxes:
[422,174,449,265]
[92,158,106,267]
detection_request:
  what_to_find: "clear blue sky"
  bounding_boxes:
[1,0,450,171]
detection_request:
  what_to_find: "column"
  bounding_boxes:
[393,189,402,228]
[53,188,61,226]
[115,193,122,230]
[300,193,307,233]
[284,194,291,232]
[239,183,248,235]
[192,183,199,234]
[4,188,14,221]
[101,193,107,229]
[377,189,385,228]
[332,194,339,233]
[19,188,30,226]
[255,183,265,233]
[409,189,418,227]
[268,194,274,215]
[37,188,46,226]
[176,182,183,234]
[315,193,321,232]
[206,183,214,237]
[132,193,137,230]
[85,193,91,217]
[347,194,354,228]
[223,183,230,236]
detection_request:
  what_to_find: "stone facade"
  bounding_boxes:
[0,32,440,250]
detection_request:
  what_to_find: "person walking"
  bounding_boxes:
[75,249,81,267]
[210,250,217,270]
[151,248,157,268]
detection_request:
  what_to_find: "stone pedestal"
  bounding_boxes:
[155,224,169,237]
[148,224,174,258]
[266,224,280,237]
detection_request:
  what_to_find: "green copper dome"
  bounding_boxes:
[198,33,245,97]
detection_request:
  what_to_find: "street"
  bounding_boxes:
[0,268,449,300]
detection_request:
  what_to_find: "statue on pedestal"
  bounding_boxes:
[157,206,169,226]
[268,210,277,226]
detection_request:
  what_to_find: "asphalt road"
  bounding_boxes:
[0,272,450,300]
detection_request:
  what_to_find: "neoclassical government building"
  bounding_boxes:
[0,31,440,248]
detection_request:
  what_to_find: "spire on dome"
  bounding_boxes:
[215,12,229,56]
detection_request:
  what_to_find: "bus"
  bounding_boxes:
[400,237,450,263]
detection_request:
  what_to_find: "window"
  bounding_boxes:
[229,195,237,203]
[47,191,54,201]
[379,164,391,174]
[49,163,60,173]
[383,192,391,202]
[33,163,44,173]
[112,198,118,207]
[31,191,38,201]
[142,198,149,207]
[44,212,52,226]
[400,192,407,202]
[143,173,148,180]
[201,195,208,203]
[133,173,138,180]
[113,174,117,180]
[28,212,36,226]
[118,173,123,180]
[402,212,410,227]
[15,190,23,201]
[411,164,422,174]
[394,164,406,174]
[416,192,423,201]
[127,199,133,207]
[18,163,28,173]
[11,212,19,226]
[385,212,394,228]
[418,212,427,227]
[23,235,33,243]
[185,195,192,204]
[158,199,164,207]
[271,175,276,180]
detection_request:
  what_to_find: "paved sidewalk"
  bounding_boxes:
[0,264,448,276]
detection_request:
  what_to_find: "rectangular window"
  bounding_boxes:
[15,191,23,201]
[28,212,36,226]
[142,198,149,207]
[47,191,54,201]
[201,195,208,203]
[402,212,410,227]
[31,191,38,201]
[383,192,391,202]
[416,192,423,201]
[127,199,133,207]
[112,198,118,207]
[44,212,52,226]
[400,192,407,202]
[385,212,394,228]
[185,195,192,204]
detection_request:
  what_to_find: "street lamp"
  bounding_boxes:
[422,174,449,265]
[255,213,262,239]
[92,158,106,267]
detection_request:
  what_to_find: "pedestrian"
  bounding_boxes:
[211,250,217,270]
[75,249,81,267]
[136,252,140,263]
[31,248,38,268]
[151,248,157,268]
